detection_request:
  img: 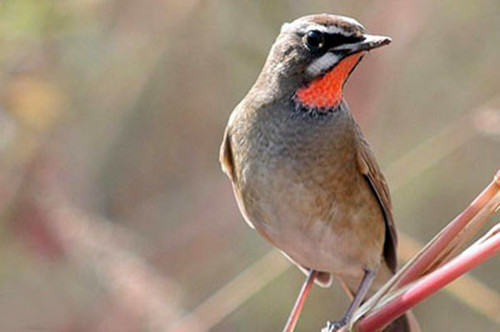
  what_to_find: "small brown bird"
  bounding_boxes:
[220,14,415,332]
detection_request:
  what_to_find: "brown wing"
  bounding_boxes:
[219,125,258,231]
[356,135,398,273]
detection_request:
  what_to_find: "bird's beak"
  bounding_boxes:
[332,34,392,55]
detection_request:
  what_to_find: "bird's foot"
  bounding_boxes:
[321,317,348,332]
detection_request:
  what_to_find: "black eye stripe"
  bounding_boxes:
[325,33,364,48]
[301,30,365,54]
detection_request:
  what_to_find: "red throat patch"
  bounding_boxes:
[296,52,364,109]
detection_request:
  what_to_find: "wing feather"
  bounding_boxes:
[356,135,398,273]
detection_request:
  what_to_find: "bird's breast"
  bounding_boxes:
[230,107,384,276]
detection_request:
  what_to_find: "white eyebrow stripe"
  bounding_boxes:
[301,24,346,35]
[281,15,364,36]
[310,24,343,34]
[305,52,340,77]
[339,16,365,29]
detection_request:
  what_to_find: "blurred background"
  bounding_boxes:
[0,1,499,331]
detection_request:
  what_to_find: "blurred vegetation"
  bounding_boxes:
[0,1,499,331]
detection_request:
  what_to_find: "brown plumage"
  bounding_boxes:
[220,14,416,332]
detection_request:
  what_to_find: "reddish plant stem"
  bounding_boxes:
[282,270,318,332]
[392,170,500,289]
[355,230,500,332]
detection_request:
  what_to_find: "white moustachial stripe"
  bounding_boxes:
[305,52,340,78]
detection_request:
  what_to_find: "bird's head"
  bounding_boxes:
[255,14,391,112]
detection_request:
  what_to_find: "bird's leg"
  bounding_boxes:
[282,269,318,332]
[322,268,376,332]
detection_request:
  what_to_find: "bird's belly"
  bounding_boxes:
[269,216,364,277]
[238,160,383,277]
[259,212,368,277]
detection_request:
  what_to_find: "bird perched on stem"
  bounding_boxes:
[220,14,416,332]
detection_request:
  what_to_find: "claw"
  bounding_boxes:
[321,318,348,332]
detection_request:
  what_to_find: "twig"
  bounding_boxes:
[353,171,500,330]
[398,232,500,324]
[282,270,318,332]
[355,223,500,332]
[395,170,500,289]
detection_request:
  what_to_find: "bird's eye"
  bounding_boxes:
[304,30,325,51]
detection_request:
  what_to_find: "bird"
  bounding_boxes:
[219,14,416,332]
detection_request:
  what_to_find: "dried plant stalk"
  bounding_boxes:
[355,224,499,332]
[394,170,500,288]
[349,171,500,331]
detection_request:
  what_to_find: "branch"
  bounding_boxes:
[394,170,500,288]
[349,171,500,331]
[356,224,499,332]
